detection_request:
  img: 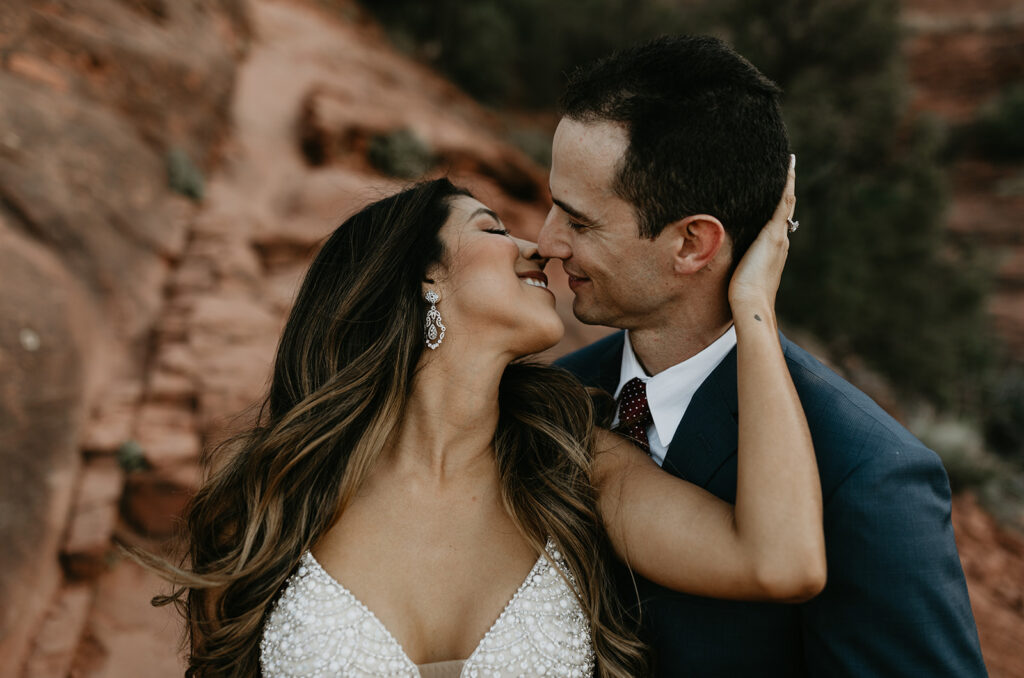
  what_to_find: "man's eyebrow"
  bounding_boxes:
[551,197,597,225]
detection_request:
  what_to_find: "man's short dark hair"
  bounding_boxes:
[560,35,790,262]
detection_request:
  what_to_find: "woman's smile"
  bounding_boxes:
[518,270,552,294]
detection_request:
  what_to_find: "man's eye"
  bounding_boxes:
[486,228,512,237]
[567,220,586,232]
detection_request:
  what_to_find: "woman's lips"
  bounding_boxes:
[518,271,554,295]
[518,271,548,285]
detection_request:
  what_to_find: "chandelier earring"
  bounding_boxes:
[424,290,446,350]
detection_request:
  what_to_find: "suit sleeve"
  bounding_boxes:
[800,428,988,677]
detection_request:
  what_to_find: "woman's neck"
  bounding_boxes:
[385,346,508,484]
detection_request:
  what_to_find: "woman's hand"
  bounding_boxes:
[728,155,796,313]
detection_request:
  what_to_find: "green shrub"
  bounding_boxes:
[367,128,434,179]
[116,439,151,473]
[166,147,204,202]
[972,83,1024,161]
[506,126,554,168]
[361,0,698,106]
[985,366,1024,464]
[912,415,999,491]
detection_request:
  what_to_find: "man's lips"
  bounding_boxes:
[567,273,590,291]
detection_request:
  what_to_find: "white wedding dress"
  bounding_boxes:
[260,539,595,677]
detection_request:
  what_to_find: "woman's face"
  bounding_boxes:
[430,196,564,357]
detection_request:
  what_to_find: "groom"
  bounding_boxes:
[540,36,987,677]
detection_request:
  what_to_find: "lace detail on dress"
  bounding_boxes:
[259,539,595,677]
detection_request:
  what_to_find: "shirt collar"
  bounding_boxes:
[615,326,738,448]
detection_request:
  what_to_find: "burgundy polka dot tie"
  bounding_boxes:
[614,377,653,455]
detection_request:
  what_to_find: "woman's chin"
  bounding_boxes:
[539,330,566,354]
[516,318,565,356]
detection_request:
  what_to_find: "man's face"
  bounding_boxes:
[538,118,675,329]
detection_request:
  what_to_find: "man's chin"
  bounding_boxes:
[571,297,611,327]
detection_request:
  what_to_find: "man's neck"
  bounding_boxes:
[627,303,733,376]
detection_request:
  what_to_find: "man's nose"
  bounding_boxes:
[537,206,571,260]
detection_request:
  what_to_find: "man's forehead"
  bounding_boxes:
[553,118,629,163]
[550,118,631,219]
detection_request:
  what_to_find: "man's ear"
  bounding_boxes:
[662,214,727,275]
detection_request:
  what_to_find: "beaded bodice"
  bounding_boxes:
[259,539,595,677]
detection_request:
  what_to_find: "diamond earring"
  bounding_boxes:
[424,290,446,349]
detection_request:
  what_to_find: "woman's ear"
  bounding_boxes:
[421,278,437,301]
[422,262,446,298]
[662,214,727,275]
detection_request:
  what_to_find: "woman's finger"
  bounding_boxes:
[763,156,797,241]
[771,155,796,217]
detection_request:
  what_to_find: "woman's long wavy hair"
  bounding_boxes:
[144,178,647,676]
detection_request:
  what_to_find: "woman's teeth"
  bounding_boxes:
[524,278,548,289]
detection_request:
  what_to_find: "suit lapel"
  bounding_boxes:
[662,345,740,488]
[662,332,794,488]
[592,331,625,395]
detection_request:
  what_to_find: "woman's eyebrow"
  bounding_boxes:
[467,207,503,226]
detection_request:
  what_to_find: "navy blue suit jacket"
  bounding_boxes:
[557,331,987,677]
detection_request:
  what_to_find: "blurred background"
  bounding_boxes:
[0,0,1022,675]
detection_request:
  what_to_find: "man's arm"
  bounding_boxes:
[801,432,987,677]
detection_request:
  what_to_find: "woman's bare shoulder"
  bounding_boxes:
[591,427,653,484]
[592,427,628,453]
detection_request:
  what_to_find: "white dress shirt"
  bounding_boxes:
[611,326,738,467]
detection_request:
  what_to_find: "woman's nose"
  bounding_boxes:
[514,237,548,269]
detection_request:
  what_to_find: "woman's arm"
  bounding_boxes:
[595,160,826,602]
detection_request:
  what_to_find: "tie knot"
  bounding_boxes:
[617,377,652,427]
[613,377,653,455]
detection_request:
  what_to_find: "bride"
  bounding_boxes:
[152,163,822,677]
